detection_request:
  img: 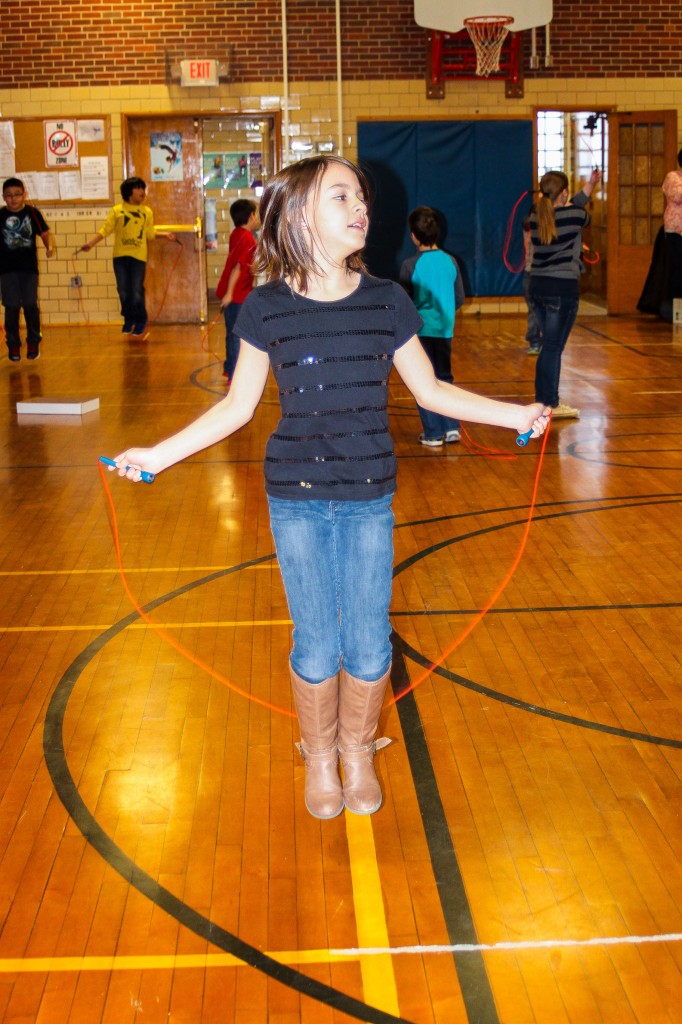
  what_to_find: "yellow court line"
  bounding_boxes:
[345,812,401,1016]
[0,564,277,577]
[0,949,357,974]
[0,620,293,634]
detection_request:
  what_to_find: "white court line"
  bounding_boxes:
[2,933,681,975]
[331,931,682,956]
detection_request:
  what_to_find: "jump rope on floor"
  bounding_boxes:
[98,418,552,716]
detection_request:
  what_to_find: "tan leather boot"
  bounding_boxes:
[338,666,393,815]
[290,668,344,819]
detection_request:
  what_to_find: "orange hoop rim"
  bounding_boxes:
[464,14,515,28]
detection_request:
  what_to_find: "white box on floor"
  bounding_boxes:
[16,396,99,416]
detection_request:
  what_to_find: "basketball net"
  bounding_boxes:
[464,15,514,76]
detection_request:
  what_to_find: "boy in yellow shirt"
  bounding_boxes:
[80,177,173,337]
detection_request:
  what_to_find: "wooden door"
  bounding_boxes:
[607,110,677,314]
[125,116,206,323]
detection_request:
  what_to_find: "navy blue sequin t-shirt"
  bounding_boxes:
[235,273,423,501]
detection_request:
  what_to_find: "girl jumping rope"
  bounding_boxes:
[108,156,550,820]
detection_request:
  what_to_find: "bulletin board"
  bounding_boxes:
[0,116,113,205]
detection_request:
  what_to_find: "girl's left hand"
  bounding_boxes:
[518,403,552,439]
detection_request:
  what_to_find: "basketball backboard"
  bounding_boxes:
[414,0,552,33]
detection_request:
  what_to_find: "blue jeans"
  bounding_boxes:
[267,495,394,684]
[528,288,579,407]
[417,335,460,439]
[113,256,147,328]
[223,301,241,378]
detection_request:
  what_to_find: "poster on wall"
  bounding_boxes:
[248,152,264,186]
[44,120,78,167]
[150,132,183,181]
[203,154,225,189]
[224,152,249,189]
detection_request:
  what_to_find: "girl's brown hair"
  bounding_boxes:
[535,171,569,244]
[253,156,370,293]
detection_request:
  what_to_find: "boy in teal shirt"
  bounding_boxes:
[400,206,465,446]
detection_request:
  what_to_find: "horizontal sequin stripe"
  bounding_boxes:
[280,379,387,396]
[275,352,391,369]
[273,427,387,442]
[282,404,385,419]
[262,302,396,323]
[269,474,395,489]
[266,450,392,465]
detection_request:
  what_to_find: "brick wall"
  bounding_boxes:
[4,0,680,89]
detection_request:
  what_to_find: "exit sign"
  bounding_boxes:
[180,59,219,86]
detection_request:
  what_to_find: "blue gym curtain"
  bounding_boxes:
[357,120,533,296]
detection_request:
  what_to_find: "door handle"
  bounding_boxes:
[155,218,202,236]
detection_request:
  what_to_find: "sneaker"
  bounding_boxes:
[131,324,149,338]
[8,351,20,362]
[444,429,461,443]
[122,322,133,334]
[552,402,580,419]
[527,344,541,355]
[419,434,444,447]
[27,350,40,361]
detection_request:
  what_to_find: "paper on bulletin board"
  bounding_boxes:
[80,156,110,199]
[77,120,105,143]
[0,121,16,177]
[21,172,60,201]
[59,171,82,200]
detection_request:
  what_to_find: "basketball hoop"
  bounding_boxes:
[464,15,514,77]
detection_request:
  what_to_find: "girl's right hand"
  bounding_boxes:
[517,403,551,439]
[110,448,162,482]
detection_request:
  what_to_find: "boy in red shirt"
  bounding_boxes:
[216,199,259,381]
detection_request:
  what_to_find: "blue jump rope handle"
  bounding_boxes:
[99,455,155,484]
[515,429,534,448]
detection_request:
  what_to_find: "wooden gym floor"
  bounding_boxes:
[0,310,680,1023]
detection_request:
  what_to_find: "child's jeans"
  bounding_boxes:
[267,494,394,684]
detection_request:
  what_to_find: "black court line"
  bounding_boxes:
[565,437,682,471]
[42,493,681,1023]
[390,647,501,1024]
[392,600,681,616]
[577,320,682,358]
[396,491,682,530]
[393,495,682,578]
[43,554,414,1024]
[391,495,682,750]
[391,634,682,751]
